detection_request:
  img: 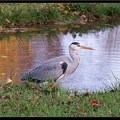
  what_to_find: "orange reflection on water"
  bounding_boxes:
[0,35,62,85]
[0,36,33,84]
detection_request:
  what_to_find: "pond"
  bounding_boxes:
[0,19,120,93]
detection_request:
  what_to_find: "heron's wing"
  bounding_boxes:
[21,59,68,82]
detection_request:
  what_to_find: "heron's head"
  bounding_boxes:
[70,42,94,50]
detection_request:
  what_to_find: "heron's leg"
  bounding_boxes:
[55,74,65,84]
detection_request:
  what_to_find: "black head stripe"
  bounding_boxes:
[71,42,79,45]
[70,42,80,46]
[61,62,68,74]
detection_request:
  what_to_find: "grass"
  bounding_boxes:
[0,3,120,117]
[0,80,120,117]
[0,3,120,28]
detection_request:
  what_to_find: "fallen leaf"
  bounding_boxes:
[69,93,75,97]
[71,11,79,16]
[5,18,10,23]
[59,27,68,31]
[54,21,63,25]
[4,77,13,84]
[73,111,78,116]
[90,99,101,107]
[84,92,89,96]
[67,6,70,11]
[62,10,68,14]
[50,7,53,13]
[50,102,54,106]
[0,95,10,99]
[48,83,57,90]
[74,21,87,25]
[72,12,76,16]
[53,92,58,98]
[90,99,97,104]
[4,106,9,110]
[34,86,42,91]
[36,8,39,12]
[83,108,87,113]
[77,106,80,110]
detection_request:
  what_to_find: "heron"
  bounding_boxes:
[21,42,94,87]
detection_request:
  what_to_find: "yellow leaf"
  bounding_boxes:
[59,27,68,31]
[90,99,97,104]
[67,5,70,11]
[62,10,68,14]
[5,18,10,23]
[48,83,57,90]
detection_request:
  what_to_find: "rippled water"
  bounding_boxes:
[0,20,120,93]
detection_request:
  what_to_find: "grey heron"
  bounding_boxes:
[21,42,94,84]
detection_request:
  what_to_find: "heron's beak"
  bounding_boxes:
[80,45,94,50]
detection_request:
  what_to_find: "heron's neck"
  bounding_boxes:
[69,48,80,63]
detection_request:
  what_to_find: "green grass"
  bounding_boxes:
[0,3,120,28]
[0,81,120,117]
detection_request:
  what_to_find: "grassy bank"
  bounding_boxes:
[0,3,120,28]
[0,81,120,117]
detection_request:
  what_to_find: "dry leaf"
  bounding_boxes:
[5,18,10,23]
[72,12,76,16]
[90,99,101,107]
[53,92,58,98]
[62,10,68,14]
[48,83,57,90]
[77,106,80,110]
[67,6,70,11]
[50,8,53,13]
[4,77,13,84]
[72,11,79,16]
[59,27,68,31]
[83,108,87,113]
[84,92,89,96]
[50,102,54,106]
[36,8,39,12]
[90,99,97,104]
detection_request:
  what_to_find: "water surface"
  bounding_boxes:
[0,19,120,93]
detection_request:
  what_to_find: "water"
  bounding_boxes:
[0,20,120,93]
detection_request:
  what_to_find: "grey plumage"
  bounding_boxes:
[21,42,94,83]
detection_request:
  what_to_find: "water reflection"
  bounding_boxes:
[0,20,120,93]
[0,35,62,85]
[61,25,120,92]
